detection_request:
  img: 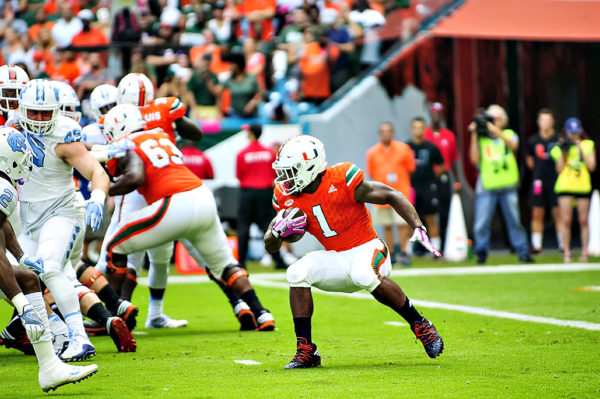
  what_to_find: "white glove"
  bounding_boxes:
[19,304,45,343]
[409,226,441,257]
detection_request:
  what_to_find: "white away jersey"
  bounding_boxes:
[82,121,107,146]
[0,177,17,218]
[18,115,82,202]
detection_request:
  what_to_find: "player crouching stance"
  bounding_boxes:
[101,104,275,331]
[264,135,444,369]
[0,126,97,391]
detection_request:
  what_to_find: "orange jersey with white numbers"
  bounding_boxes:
[273,162,377,252]
[107,128,202,204]
[140,97,186,143]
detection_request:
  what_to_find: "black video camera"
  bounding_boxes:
[473,112,494,137]
[559,138,573,152]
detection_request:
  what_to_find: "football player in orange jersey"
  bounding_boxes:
[99,104,275,331]
[111,73,259,330]
[265,135,444,369]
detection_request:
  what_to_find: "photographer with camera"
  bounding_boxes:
[550,118,596,262]
[469,105,532,264]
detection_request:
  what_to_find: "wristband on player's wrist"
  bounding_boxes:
[16,252,24,262]
[90,189,106,204]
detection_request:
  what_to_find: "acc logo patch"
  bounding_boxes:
[284,199,294,207]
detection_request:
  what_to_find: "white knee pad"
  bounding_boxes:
[286,260,311,288]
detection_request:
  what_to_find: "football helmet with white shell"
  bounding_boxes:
[54,81,81,122]
[103,104,145,142]
[272,135,327,195]
[89,84,118,119]
[117,73,154,107]
[0,126,33,184]
[18,79,60,137]
[0,65,29,113]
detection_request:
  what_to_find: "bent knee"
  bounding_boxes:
[349,268,380,292]
[286,261,311,288]
[13,267,40,294]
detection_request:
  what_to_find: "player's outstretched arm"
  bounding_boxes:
[57,142,110,195]
[175,116,203,141]
[264,216,283,254]
[108,152,146,196]
[354,180,423,230]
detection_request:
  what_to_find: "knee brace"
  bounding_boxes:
[76,264,104,288]
[126,268,137,284]
[107,253,128,275]
[221,265,248,287]
[74,284,93,301]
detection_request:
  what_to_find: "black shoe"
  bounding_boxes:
[233,301,258,331]
[0,329,34,355]
[284,338,321,369]
[476,251,487,264]
[411,318,444,359]
[519,254,535,263]
[84,319,107,337]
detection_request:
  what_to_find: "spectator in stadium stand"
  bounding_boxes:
[0,3,29,36]
[469,104,533,264]
[298,26,339,105]
[241,0,277,41]
[74,52,115,99]
[1,28,27,67]
[424,102,461,252]
[187,53,220,119]
[28,9,56,41]
[51,50,81,85]
[321,7,358,92]
[235,123,285,269]
[31,28,55,78]
[349,0,386,68]
[208,1,233,45]
[189,30,231,79]
[51,2,83,49]
[71,10,109,48]
[129,46,157,84]
[180,140,215,180]
[243,37,266,90]
[550,118,596,263]
[366,121,416,266]
[220,53,262,118]
[526,108,562,254]
[407,116,444,257]
[276,8,310,52]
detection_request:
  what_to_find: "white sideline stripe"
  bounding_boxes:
[581,286,600,292]
[234,360,261,365]
[249,278,600,331]
[137,263,600,286]
[384,321,407,327]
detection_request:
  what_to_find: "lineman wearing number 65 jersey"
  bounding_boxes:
[101,104,275,331]
[17,79,111,361]
[265,135,444,369]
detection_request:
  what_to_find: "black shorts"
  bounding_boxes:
[557,192,591,199]
[529,180,558,208]
[414,183,439,216]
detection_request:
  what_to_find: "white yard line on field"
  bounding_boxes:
[138,263,600,286]
[234,360,261,365]
[136,263,600,331]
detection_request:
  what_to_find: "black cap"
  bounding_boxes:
[243,123,262,138]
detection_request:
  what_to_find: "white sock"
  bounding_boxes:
[556,232,564,250]
[32,340,61,369]
[531,232,542,250]
[148,296,163,319]
[24,293,59,369]
[41,271,85,337]
[64,312,86,338]
[431,237,441,253]
[48,313,69,338]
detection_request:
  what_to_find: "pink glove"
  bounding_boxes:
[272,208,307,239]
[409,226,441,257]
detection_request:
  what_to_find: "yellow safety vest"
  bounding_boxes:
[478,129,520,190]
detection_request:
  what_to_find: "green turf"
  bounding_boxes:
[0,260,599,398]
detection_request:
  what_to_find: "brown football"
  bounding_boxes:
[282,208,306,243]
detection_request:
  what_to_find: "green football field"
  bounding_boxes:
[1,255,599,398]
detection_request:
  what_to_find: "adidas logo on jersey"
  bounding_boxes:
[328,184,337,194]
